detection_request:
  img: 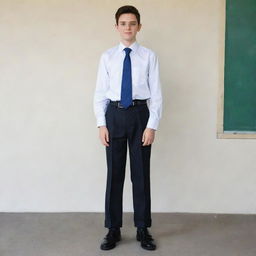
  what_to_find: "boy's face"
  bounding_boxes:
[115,13,142,43]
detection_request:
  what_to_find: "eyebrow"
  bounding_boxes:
[119,21,137,23]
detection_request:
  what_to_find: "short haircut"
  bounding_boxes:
[115,5,141,25]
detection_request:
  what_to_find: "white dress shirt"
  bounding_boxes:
[93,41,162,130]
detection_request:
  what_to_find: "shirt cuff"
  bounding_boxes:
[146,117,159,130]
[96,116,106,127]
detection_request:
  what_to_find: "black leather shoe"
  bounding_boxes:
[136,227,156,250]
[100,228,121,250]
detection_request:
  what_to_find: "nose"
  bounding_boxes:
[126,24,131,30]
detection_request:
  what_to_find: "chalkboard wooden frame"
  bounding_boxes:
[217,0,256,139]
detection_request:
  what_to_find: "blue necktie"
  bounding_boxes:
[120,48,132,108]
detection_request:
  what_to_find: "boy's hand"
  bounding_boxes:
[142,128,155,146]
[99,126,109,147]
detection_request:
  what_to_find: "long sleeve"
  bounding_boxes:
[93,53,110,127]
[146,52,163,130]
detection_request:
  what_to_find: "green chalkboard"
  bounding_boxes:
[224,0,256,132]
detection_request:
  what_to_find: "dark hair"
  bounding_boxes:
[115,5,140,25]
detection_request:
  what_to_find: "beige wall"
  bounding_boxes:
[1,0,256,213]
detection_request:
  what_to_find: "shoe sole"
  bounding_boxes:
[100,244,115,250]
[141,245,156,251]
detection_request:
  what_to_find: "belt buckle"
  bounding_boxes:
[118,102,124,108]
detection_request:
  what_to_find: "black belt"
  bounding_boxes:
[109,99,147,108]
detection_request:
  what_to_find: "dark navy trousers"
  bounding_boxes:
[104,102,152,228]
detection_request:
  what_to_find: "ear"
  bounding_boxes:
[115,23,118,30]
[138,23,142,31]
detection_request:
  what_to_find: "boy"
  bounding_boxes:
[93,5,162,251]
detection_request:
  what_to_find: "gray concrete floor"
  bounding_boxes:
[0,212,256,256]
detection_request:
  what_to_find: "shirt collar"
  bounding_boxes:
[118,41,139,54]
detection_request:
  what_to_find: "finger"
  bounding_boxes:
[106,131,109,142]
[104,135,109,147]
[105,138,109,147]
[103,141,109,147]
[100,135,109,147]
[105,130,109,146]
[142,134,146,145]
[101,138,106,146]
[143,137,148,146]
[142,132,145,142]
[145,137,154,146]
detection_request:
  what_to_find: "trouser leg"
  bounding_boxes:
[127,104,152,228]
[104,105,127,228]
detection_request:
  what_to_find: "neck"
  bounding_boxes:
[121,38,136,47]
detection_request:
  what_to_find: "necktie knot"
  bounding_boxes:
[124,48,132,55]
